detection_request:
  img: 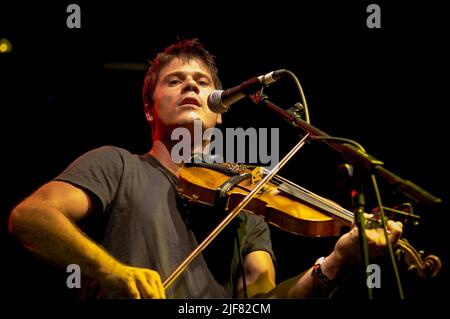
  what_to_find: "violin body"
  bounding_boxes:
[176,163,442,279]
[177,164,349,237]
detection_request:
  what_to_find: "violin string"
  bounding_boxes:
[239,165,353,221]
[262,168,354,222]
[264,170,336,204]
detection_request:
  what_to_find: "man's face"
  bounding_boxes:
[148,58,222,139]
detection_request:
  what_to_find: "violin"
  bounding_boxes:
[176,162,442,279]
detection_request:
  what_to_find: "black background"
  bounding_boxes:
[1,0,449,307]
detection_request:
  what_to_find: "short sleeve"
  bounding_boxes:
[53,146,125,212]
[242,213,276,264]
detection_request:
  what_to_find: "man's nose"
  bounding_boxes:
[181,77,200,94]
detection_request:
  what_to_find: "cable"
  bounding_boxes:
[370,174,405,299]
[284,70,311,124]
[235,230,248,298]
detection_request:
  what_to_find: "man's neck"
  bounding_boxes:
[149,139,182,177]
[149,133,209,177]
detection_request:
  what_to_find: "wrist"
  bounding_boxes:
[91,252,123,280]
[312,252,348,286]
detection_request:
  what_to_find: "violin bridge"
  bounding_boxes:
[251,167,263,185]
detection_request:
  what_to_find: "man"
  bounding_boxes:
[8,38,403,299]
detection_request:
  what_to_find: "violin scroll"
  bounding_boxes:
[396,239,442,279]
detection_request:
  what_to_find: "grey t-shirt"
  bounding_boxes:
[55,146,275,298]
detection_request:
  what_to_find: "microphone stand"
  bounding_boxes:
[337,164,372,299]
[250,93,442,299]
[250,93,441,205]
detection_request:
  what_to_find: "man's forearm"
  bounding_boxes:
[263,251,347,298]
[9,202,119,280]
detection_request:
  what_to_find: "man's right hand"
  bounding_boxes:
[98,263,166,299]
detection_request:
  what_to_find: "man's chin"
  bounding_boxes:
[172,117,203,128]
[167,113,218,132]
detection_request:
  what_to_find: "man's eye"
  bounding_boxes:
[198,80,209,86]
[168,79,181,85]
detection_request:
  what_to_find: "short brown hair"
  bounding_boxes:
[142,38,222,108]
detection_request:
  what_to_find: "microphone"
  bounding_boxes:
[207,69,286,113]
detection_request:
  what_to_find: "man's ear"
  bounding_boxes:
[144,103,153,123]
[216,113,222,125]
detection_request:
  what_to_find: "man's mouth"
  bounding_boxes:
[179,97,201,107]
